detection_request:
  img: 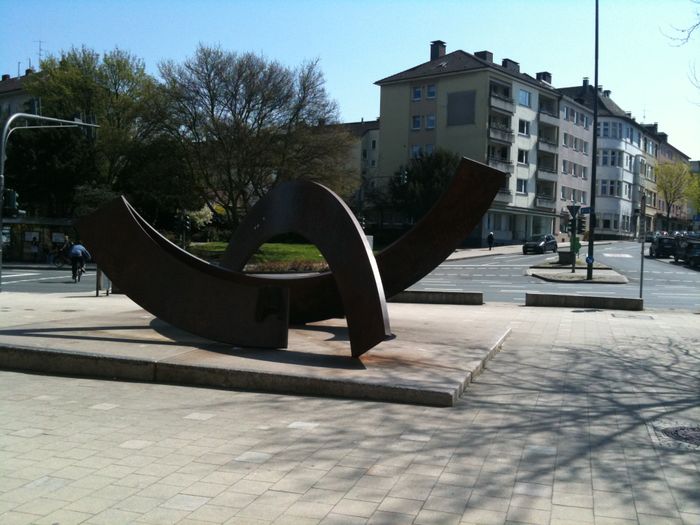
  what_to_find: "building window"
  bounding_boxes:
[518,119,530,135]
[362,149,367,159]
[411,115,421,130]
[410,144,422,158]
[517,149,529,164]
[516,179,528,193]
[425,144,434,155]
[518,89,531,107]
[562,133,570,147]
[412,86,422,101]
[371,139,376,150]
[426,114,436,129]
[370,159,376,167]
[426,84,436,99]
[562,160,569,174]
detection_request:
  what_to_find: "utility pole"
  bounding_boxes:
[0,113,99,292]
[586,0,600,280]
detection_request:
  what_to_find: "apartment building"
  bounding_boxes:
[0,69,38,122]
[375,41,593,245]
[643,123,691,232]
[560,81,689,238]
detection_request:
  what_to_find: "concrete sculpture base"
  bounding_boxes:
[0,293,510,406]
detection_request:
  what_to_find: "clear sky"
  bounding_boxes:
[2,0,699,159]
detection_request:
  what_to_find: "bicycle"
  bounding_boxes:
[53,252,71,269]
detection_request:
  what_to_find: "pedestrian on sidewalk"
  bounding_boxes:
[487,231,494,250]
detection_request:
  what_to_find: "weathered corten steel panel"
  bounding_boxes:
[222,157,505,324]
[77,197,290,349]
[222,180,391,357]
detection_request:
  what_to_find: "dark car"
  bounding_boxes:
[649,235,675,258]
[674,234,700,267]
[522,234,558,254]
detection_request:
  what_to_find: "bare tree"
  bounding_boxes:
[158,44,353,229]
[656,162,692,230]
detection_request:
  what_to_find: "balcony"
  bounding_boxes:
[536,167,558,182]
[489,127,514,143]
[488,157,514,173]
[537,140,558,154]
[538,109,559,127]
[535,196,556,211]
[493,188,513,203]
[490,94,515,114]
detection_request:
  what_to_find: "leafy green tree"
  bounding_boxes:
[390,149,461,223]
[157,44,353,230]
[8,46,176,218]
[686,172,700,213]
[656,162,692,230]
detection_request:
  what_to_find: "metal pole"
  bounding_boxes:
[639,194,646,299]
[0,113,99,292]
[586,0,599,280]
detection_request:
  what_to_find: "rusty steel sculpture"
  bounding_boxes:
[78,157,504,357]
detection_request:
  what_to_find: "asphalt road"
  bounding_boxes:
[1,267,98,294]
[410,241,700,311]
[2,241,698,310]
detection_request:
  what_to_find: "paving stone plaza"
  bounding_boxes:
[1,300,699,524]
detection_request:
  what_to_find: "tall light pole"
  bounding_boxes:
[0,113,99,292]
[586,0,600,280]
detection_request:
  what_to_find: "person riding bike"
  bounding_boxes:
[69,242,91,282]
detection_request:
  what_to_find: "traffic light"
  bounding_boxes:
[568,217,576,233]
[2,189,25,218]
[577,216,587,235]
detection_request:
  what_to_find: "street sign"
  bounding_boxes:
[579,206,591,214]
[567,204,581,217]
[586,256,594,264]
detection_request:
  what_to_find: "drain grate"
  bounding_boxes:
[660,426,700,446]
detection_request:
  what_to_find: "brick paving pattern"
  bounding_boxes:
[0,303,698,524]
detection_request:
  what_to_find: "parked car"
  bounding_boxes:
[674,234,700,267]
[649,235,676,258]
[522,234,558,254]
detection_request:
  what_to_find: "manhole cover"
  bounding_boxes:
[660,426,700,446]
[647,418,700,450]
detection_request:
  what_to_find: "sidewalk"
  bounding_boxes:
[0,290,698,524]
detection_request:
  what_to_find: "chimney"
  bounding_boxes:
[430,40,446,61]
[24,68,34,76]
[1,74,9,81]
[501,58,520,73]
[582,77,589,87]
[536,71,552,83]
[603,89,611,97]
[474,50,493,63]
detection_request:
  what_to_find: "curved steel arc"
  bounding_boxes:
[223,180,391,357]
[77,197,290,348]
[222,157,505,324]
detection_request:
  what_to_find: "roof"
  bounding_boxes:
[375,50,559,94]
[558,84,631,119]
[334,119,380,138]
[0,76,25,96]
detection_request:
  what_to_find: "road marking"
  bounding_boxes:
[602,253,633,258]
[4,273,40,278]
[3,275,93,284]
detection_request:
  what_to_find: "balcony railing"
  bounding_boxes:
[537,140,558,154]
[490,94,515,113]
[488,157,514,173]
[493,188,513,203]
[536,167,558,182]
[535,196,556,210]
[489,127,514,143]
[538,110,559,127]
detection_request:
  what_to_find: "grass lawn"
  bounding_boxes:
[189,242,326,272]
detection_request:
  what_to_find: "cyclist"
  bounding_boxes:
[69,241,91,282]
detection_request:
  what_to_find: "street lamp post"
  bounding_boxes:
[586,0,600,280]
[0,112,99,292]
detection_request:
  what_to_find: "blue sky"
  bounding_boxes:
[2,0,699,159]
